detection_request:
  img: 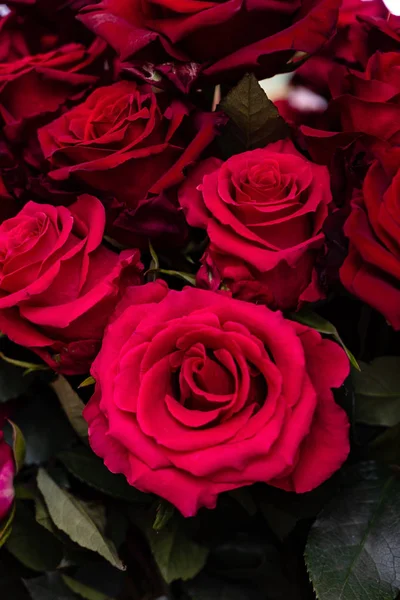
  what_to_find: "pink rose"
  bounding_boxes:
[178,140,332,310]
[0,194,142,373]
[84,283,350,517]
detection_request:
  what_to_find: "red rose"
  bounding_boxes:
[78,0,341,84]
[84,283,349,516]
[0,427,14,522]
[38,80,221,247]
[0,194,142,373]
[0,37,105,143]
[340,149,400,330]
[178,139,331,310]
[301,50,400,164]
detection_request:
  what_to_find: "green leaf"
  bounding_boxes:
[153,500,174,531]
[50,376,88,441]
[305,462,400,600]
[37,469,125,570]
[289,308,360,371]
[0,351,49,373]
[0,503,15,549]
[78,376,95,389]
[219,73,288,152]
[9,420,26,473]
[62,575,114,600]
[353,357,400,427]
[58,447,147,503]
[228,488,257,517]
[146,268,196,286]
[24,573,78,600]
[6,500,63,571]
[144,515,208,583]
[0,358,35,403]
[11,385,77,464]
[370,423,400,466]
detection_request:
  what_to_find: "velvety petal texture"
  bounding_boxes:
[78,0,341,84]
[340,150,400,329]
[84,283,350,517]
[0,430,14,522]
[0,37,106,142]
[0,194,142,373]
[38,80,221,247]
[178,139,332,310]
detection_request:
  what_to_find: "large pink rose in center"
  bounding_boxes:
[84,283,350,516]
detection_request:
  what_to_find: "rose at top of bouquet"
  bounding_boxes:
[38,79,221,248]
[84,283,350,516]
[301,49,400,164]
[178,139,331,310]
[340,147,400,330]
[0,37,106,143]
[0,428,14,522]
[0,194,142,374]
[78,0,341,85]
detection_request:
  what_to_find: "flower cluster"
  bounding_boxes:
[0,0,399,536]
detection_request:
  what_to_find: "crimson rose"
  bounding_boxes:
[84,283,349,516]
[79,0,341,84]
[178,139,331,310]
[38,79,220,247]
[0,194,141,373]
[340,148,400,330]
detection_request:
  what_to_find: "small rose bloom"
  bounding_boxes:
[340,148,400,330]
[84,283,350,517]
[0,194,142,373]
[178,139,332,310]
[38,80,220,247]
[0,429,14,522]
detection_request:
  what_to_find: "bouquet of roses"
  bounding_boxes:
[0,0,399,598]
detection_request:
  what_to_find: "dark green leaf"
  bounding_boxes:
[144,515,208,583]
[6,501,63,571]
[37,469,125,570]
[289,308,360,370]
[11,384,76,464]
[0,503,15,548]
[369,423,400,466]
[305,462,400,600]
[35,494,57,535]
[228,488,257,517]
[354,357,400,427]
[153,500,174,531]
[61,575,114,600]
[9,421,26,473]
[0,359,35,403]
[23,573,78,600]
[58,447,147,503]
[50,376,88,441]
[219,73,288,153]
